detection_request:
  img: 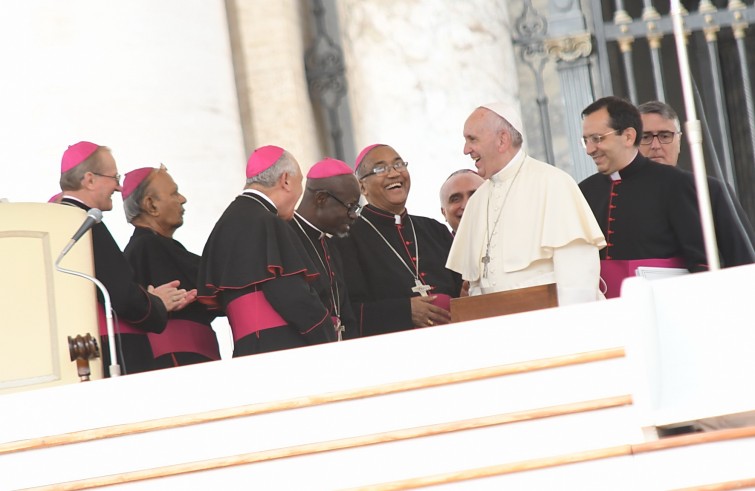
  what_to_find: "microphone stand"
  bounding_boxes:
[670,0,720,271]
[55,248,121,377]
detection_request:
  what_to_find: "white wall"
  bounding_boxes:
[338,0,520,223]
[0,0,243,356]
[0,0,245,256]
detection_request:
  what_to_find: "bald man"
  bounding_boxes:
[439,169,484,234]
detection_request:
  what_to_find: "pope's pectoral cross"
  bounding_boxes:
[412,279,432,297]
[481,254,491,279]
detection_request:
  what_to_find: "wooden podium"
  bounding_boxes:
[0,202,102,393]
[450,283,558,323]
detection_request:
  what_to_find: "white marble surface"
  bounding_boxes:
[0,0,244,357]
[0,0,245,257]
[337,0,520,223]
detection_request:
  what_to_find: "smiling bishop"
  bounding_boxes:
[332,144,463,337]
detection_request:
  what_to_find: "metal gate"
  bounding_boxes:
[589,0,755,221]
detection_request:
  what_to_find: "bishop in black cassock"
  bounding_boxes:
[334,144,462,337]
[289,158,362,341]
[197,146,335,356]
[122,166,220,369]
[59,142,170,376]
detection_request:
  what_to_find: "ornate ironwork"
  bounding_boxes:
[513,0,555,165]
[304,0,347,160]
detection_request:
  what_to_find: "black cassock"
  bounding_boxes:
[681,171,755,268]
[289,214,358,340]
[197,192,334,356]
[578,153,707,272]
[124,227,220,368]
[61,197,167,376]
[333,204,462,337]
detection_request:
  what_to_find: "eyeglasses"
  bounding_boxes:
[581,129,620,148]
[92,172,122,184]
[321,190,362,216]
[640,131,681,146]
[359,160,409,180]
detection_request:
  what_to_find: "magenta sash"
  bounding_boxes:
[147,319,220,360]
[226,291,287,342]
[600,257,686,299]
[97,304,146,336]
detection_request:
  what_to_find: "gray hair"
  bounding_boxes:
[492,115,523,148]
[123,172,155,224]
[638,100,681,132]
[245,151,299,187]
[59,146,111,191]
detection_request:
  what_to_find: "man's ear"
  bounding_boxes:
[314,190,329,207]
[142,194,158,216]
[82,172,97,190]
[280,171,291,189]
[497,130,510,152]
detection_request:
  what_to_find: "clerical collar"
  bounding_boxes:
[61,195,88,208]
[241,189,277,213]
[363,204,408,226]
[294,212,329,239]
[490,148,525,184]
[60,195,95,213]
[612,150,642,181]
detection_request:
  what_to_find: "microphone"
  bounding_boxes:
[55,207,121,377]
[58,208,102,260]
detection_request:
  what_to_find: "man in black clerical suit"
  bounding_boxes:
[197,145,335,356]
[638,100,755,268]
[578,97,708,298]
[333,144,462,337]
[58,141,188,376]
[122,165,221,369]
[289,157,360,341]
[439,169,484,235]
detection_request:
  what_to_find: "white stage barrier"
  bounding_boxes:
[1,264,754,489]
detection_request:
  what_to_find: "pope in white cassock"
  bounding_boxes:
[446,102,607,305]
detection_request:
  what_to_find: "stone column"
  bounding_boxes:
[545,0,598,183]
[226,0,322,170]
[336,0,520,222]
